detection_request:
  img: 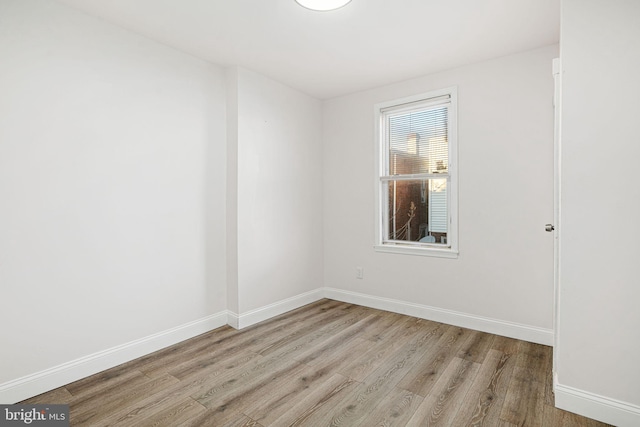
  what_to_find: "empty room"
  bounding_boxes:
[1,0,638,425]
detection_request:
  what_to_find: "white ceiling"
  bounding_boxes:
[56,0,560,99]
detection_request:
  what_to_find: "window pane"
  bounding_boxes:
[388,106,448,175]
[386,179,448,244]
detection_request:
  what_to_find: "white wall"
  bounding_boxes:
[0,0,573,408]
[0,0,227,391]
[231,68,324,316]
[323,45,558,338]
[556,0,640,424]
[225,68,240,315]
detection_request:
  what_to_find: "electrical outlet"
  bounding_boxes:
[356,267,364,279]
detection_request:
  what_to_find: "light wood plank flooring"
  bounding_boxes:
[23,299,611,426]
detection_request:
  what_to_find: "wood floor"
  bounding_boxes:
[23,299,610,426]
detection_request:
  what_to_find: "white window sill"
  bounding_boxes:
[374,244,459,259]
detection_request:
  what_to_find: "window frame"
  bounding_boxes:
[374,87,459,258]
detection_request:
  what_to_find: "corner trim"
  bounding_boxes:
[555,383,640,427]
[0,311,228,404]
[229,288,325,329]
[324,287,553,345]
[226,311,240,329]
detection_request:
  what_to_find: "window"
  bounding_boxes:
[375,87,458,257]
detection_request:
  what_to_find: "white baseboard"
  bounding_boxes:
[229,288,324,330]
[227,310,240,329]
[324,287,554,346]
[555,382,640,427]
[0,311,228,404]
[1,287,554,404]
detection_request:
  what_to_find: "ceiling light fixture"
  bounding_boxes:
[295,0,352,12]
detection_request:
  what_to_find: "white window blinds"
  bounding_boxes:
[386,103,449,176]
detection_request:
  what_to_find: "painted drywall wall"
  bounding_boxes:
[232,68,324,314]
[0,0,227,385]
[557,0,640,416]
[225,68,240,315]
[323,45,558,332]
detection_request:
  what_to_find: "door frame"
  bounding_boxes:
[552,57,561,384]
